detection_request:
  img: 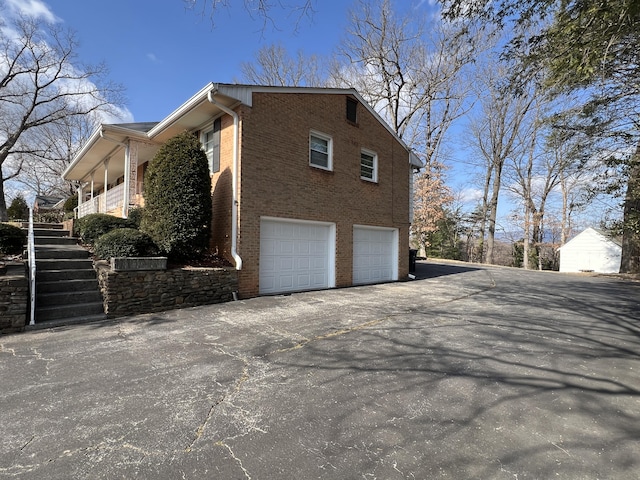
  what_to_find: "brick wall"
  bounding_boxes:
[209,92,411,298]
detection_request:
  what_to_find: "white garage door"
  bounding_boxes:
[353,226,398,285]
[260,218,335,295]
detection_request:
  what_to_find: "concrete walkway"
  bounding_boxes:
[1,261,639,479]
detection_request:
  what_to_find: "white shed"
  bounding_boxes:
[558,227,622,273]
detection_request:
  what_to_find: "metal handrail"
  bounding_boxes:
[28,207,36,326]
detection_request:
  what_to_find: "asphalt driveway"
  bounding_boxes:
[1,261,639,479]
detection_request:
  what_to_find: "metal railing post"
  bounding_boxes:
[28,207,36,326]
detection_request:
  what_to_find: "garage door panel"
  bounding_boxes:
[260,219,333,295]
[353,226,397,285]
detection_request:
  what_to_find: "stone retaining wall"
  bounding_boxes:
[0,271,28,334]
[96,263,238,318]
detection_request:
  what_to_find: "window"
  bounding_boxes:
[346,97,358,123]
[310,131,332,170]
[360,149,378,182]
[201,117,221,173]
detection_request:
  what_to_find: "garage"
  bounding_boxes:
[259,218,335,295]
[353,226,398,285]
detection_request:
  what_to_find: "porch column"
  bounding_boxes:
[90,171,95,199]
[122,141,139,218]
[76,184,83,219]
[128,141,138,215]
[122,141,130,218]
[103,158,109,214]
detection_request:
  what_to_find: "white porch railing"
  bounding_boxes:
[76,183,127,218]
[77,197,99,218]
[106,183,125,212]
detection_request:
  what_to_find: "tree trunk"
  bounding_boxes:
[620,152,640,273]
[485,161,503,265]
[523,207,530,269]
[560,173,569,245]
[478,161,493,263]
[0,173,8,222]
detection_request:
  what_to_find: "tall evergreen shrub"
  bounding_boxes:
[7,195,29,221]
[141,132,212,260]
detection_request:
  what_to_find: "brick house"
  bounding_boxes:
[63,83,422,298]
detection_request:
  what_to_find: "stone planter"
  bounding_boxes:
[110,257,167,271]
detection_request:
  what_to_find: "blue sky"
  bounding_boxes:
[4,0,612,231]
[20,0,361,122]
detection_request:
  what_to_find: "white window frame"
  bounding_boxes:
[360,148,378,182]
[309,131,333,171]
[201,118,221,174]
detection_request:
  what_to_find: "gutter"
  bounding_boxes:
[207,88,243,271]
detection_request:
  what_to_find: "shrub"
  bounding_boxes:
[94,228,158,259]
[7,195,29,221]
[141,131,212,260]
[63,196,78,214]
[35,210,63,223]
[75,213,130,245]
[125,207,144,229]
[0,223,26,255]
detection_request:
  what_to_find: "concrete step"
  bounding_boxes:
[26,314,109,330]
[37,290,103,308]
[37,278,100,294]
[33,245,90,260]
[35,301,105,323]
[34,236,79,246]
[38,269,98,282]
[21,222,65,230]
[32,228,70,237]
[36,258,94,271]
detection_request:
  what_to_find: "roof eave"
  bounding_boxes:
[62,124,151,181]
[147,83,217,138]
[62,127,103,179]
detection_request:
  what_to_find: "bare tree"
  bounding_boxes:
[467,59,536,264]
[329,0,477,160]
[184,0,315,31]
[0,14,125,220]
[239,43,325,86]
[505,113,564,270]
[15,113,100,198]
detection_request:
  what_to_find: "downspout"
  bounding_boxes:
[207,89,243,271]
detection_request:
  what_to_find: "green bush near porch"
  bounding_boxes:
[94,228,158,259]
[140,132,212,261]
[76,213,131,245]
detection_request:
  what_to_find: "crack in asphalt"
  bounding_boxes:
[180,273,499,478]
[185,347,251,453]
[216,441,252,479]
[3,269,498,478]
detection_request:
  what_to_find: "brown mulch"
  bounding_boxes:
[167,253,233,269]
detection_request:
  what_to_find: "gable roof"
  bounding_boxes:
[63,83,423,182]
[34,195,63,208]
[147,83,422,167]
[558,227,622,251]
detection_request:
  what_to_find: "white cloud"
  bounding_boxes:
[146,53,160,63]
[459,187,483,204]
[6,0,59,22]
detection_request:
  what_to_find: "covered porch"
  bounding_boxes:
[63,123,160,219]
